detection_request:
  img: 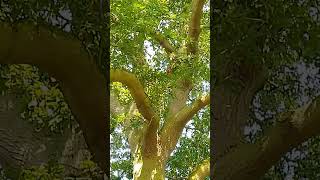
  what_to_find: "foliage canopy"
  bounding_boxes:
[111,0,210,178]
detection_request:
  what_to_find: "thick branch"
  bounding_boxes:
[110,69,159,124]
[189,159,210,180]
[187,0,206,54]
[154,32,175,54]
[215,95,320,179]
[161,95,209,157]
[110,69,160,156]
[0,23,107,172]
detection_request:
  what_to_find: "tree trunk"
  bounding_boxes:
[213,61,267,162]
[133,156,165,180]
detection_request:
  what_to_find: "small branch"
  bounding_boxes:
[188,159,210,180]
[187,0,206,54]
[161,95,210,157]
[154,31,175,54]
[244,17,265,22]
[214,95,320,179]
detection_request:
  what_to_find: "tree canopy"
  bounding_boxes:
[110,0,210,179]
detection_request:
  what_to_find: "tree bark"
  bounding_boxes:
[133,156,165,180]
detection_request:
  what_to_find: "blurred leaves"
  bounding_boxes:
[0,64,73,133]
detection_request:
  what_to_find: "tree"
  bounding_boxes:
[0,0,108,177]
[213,0,320,179]
[110,0,210,179]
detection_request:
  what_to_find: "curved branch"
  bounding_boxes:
[187,0,206,54]
[110,69,159,123]
[110,69,160,156]
[215,95,320,179]
[188,159,210,180]
[0,23,108,173]
[160,95,209,157]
